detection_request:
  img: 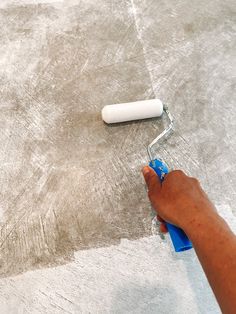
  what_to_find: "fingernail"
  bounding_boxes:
[142,166,150,177]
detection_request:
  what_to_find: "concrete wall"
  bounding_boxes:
[0,0,235,312]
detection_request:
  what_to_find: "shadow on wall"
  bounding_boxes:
[110,251,220,314]
[176,252,220,314]
[111,283,179,314]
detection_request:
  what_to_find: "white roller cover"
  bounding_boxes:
[102,99,163,124]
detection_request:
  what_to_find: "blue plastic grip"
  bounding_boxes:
[149,159,192,252]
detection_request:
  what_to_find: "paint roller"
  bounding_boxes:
[102,99,192,252]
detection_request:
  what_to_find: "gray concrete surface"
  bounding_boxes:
[0,0,235,312]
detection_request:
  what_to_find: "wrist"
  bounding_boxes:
[183,208,220,240]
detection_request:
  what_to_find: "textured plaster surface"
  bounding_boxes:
[0,0,235,312]
[1,205,236,313]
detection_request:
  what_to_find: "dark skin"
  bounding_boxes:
[142,166,236,314]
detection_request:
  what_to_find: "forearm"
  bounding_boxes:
[185,212,236,314]
[142,167,236,312]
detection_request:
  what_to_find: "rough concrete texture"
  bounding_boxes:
[1,206,236,314]
[0,0,235,312]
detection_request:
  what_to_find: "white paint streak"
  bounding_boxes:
[129,0,155,94]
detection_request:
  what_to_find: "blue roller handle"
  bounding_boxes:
[149,159,193,252]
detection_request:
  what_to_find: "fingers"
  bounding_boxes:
[157,215,168,233]
[160,222,168,233]
[142,166,161,194]
[157,215,164,223]
[164,169,187,181]
[142,166,167,233]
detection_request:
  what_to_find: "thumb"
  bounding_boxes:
[142,166,161,193]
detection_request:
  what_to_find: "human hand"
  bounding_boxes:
[142,166,217,235]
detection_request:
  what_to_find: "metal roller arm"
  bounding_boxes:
[147,105,174,161]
